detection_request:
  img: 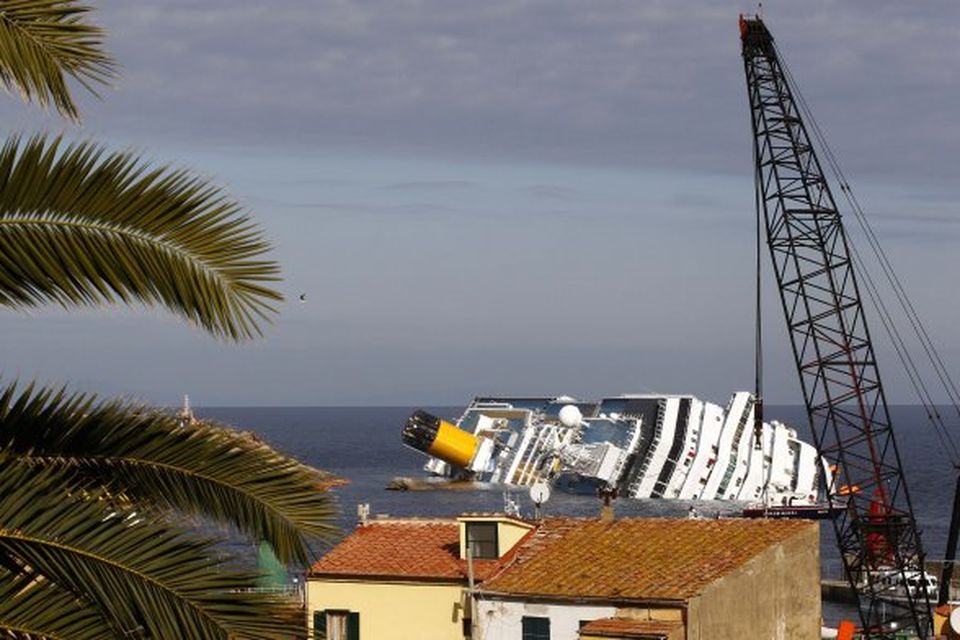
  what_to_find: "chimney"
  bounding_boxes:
[357,503,370,526]
[598,486,617,523]
[601,503,615,523]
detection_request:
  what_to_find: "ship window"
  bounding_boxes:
[466,522,498,559]
[522,616,551,640]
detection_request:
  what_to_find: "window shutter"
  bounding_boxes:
[312,610,326,638]
[347,612,360,640]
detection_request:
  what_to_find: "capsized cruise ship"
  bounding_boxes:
[402,392,831,505]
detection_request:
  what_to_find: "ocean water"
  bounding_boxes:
[196,404,959,626]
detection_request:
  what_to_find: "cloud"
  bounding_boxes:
[4,0,959,406]
[380,180,476,191]
[524,184,585,201]
[5,0,950,185]
[247,195,462,217]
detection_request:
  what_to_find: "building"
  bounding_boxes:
[307,513,819,640]
[306,514,534,639]
[476,517,819,640]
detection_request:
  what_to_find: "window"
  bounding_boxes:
[327,612,348,640]
[465,522,498,559]
[316,610,359,640]
[521,616,550,640]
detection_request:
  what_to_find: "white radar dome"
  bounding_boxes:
[558,404,582,428]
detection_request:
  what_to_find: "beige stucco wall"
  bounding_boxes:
[687,523,820,640]
[307,578,467,640]
[457,516,534,558]
[615,606,684,622]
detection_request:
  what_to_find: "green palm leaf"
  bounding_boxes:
[0,460,306,639]
[0,0,114,120]
[0,567,117,639]
[0,381,339,565]
[0,135,282,340]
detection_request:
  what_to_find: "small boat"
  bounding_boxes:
[402,391,831,504]
[741,501,837,520]
[861,568,939,603]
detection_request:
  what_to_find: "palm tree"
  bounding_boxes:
[0,2,338,638]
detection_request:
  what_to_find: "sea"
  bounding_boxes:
[195,404,959,627]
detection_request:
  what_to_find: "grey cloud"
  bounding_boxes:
[867,211,960,227]
[10,0,954,184]
[249,195,462,217]
[380,180,476,191]
[4,0,959,407]
[281,178,354,187]
[669,192,725,210]
[524,185,585,201]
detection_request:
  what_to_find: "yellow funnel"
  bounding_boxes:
[427,420,480,468]
[402,410,481,469]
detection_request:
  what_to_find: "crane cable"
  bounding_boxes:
[753,139,764,448]
[794,86,960,465]
[851,243,960,461]
[772,40,960,467]
[776,41,960,464]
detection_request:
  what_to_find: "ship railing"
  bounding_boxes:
[715,397,755,498]
[238,585,302,595]
[236,584,306,606]
[609,423,641,483]
[626,401,666,497]
[514,423,562,485]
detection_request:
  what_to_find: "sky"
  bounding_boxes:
[3,0,960,406]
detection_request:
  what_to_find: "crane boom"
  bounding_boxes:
[740,16,932,637]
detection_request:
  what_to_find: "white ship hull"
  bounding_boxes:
[403,391,830,506]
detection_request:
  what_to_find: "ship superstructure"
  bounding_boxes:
[402,391,829,505]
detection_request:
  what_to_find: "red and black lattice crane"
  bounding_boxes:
[740,15,933,637]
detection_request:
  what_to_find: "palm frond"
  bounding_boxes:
[0,460,307,640]
[0,567,118,639]
[0,381,340,565]
[0,0,115,120]
[0,135,282,340]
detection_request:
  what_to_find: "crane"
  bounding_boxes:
[740,15,933,637]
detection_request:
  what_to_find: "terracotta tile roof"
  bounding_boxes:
[482,517,815,601]
[308,519,500,582]
[579,618,682,639]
